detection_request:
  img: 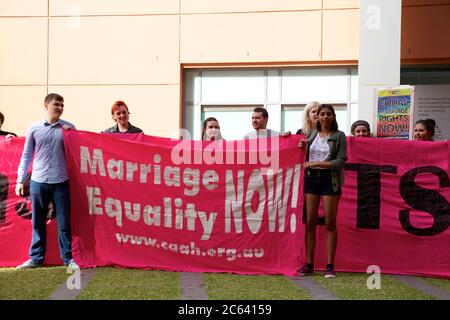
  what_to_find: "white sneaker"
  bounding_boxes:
[16,259,41,270]
[67,260,80,271]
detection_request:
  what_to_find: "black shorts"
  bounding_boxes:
[304,168,341,196]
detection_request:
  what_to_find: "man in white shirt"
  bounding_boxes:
[242,107,280,173]
[243,107,280,139]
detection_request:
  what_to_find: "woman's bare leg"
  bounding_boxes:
[305,194,321,264]
[323,195,340,264]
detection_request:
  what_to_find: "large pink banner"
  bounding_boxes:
[315,137,450,278]
[63,130,305,275]
[1,133,449,278]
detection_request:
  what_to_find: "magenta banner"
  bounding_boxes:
[0,137,61,266]
[318,137,450,278]
[1,133,449,279]
[64,131,305,275]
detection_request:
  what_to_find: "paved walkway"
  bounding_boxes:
[48,268,97,300]
[47,269,210,300]
[179,272,209,300]
[391,275,450,300]
[289,275,340,300]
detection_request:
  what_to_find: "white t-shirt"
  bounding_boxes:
[309,133,330,163]
[243,129,280,139]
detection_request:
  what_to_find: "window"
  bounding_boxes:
[401,67,450,85]
[282,104,348,134]
[183,67,358,140]
[202,105,259,141]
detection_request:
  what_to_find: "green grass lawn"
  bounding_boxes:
[1,267,448,300]
[311,272,433,300]
[419,276,450,292]
[76,267,180,300]
[0,267,67,300]
[203,273,310,300]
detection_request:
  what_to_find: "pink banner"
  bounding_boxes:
[0,137,61,266]
[63,130,305,275]
[315,137,450,278]
[1,133,449,278]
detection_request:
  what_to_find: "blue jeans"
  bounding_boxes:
[29,180,72,265]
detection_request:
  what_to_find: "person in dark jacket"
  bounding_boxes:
[102,100,143,134]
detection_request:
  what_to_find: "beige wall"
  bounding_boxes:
[0,18,47,85]
[322,9,359,61]
[180,0,322,13]
[0,0,47,17]
[1,0,183,136]
[180,11,322,63]
[49,0,179,16]
[49,16,180,85]
[49,85,180,136]
[0,86,47,135]
[1,0,449,136]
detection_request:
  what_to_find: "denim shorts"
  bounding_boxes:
[304,169,341,196]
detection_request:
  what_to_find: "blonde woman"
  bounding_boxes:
[296,101,320,136]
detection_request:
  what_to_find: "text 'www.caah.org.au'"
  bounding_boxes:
[115,233,264,261]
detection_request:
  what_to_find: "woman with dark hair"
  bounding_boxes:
[351,120,371,138]
[102,100,143,133]
[202,117,223,141]
[413,119,435,141]
[299,104,347,278]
